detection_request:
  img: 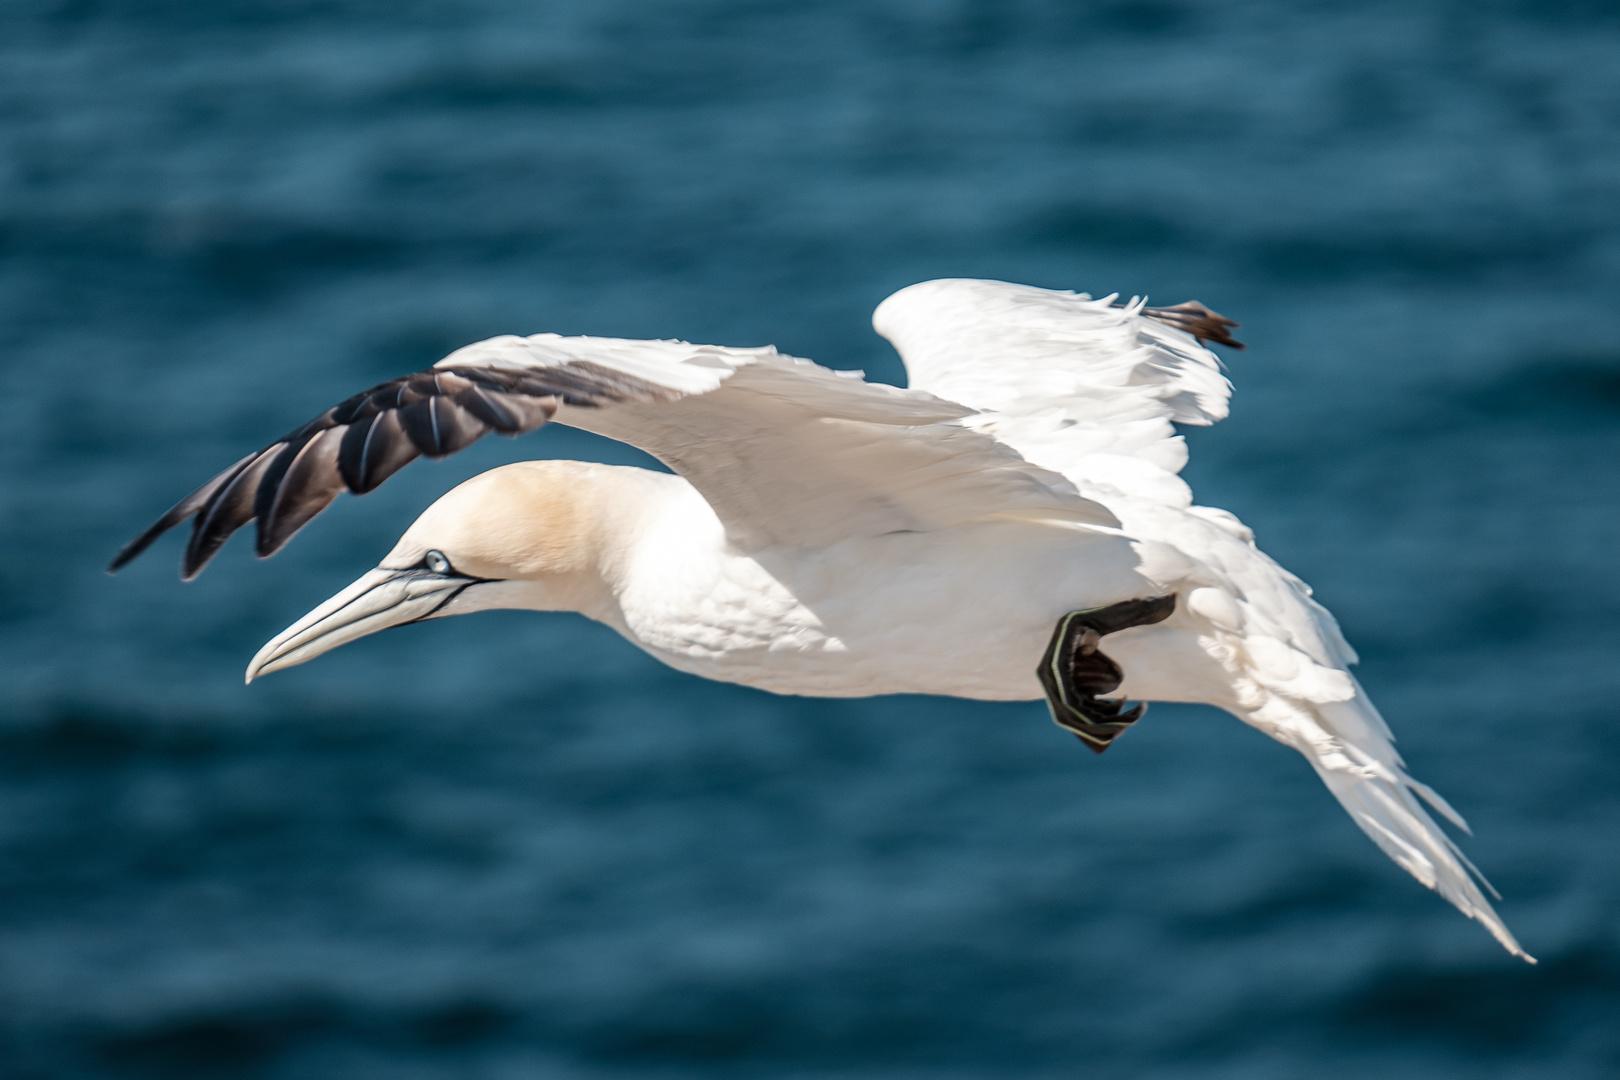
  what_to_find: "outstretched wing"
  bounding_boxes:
[112,333,1116,578]
[873,278,1239,507]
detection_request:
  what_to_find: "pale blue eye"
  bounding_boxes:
[425,550,451,575]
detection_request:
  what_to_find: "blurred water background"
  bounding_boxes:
[3,1,1620,1077]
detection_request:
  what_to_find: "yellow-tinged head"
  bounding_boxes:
[245,459,651,682]
[383,459,623,581]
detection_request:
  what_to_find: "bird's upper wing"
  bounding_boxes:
[111,332,1116,578]
[873,278,1239,507]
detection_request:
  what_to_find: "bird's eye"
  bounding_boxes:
[424,550,452,575]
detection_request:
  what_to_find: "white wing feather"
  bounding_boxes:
[874,278,1230,507]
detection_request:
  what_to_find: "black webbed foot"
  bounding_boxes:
[1037,595,1177,754]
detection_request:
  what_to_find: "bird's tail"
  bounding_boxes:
[1176,535,1530,961]
[1239,684,1532,962]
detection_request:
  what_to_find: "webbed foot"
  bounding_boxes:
[1037,595,1177,754]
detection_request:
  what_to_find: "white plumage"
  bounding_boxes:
[114,278,1529,960]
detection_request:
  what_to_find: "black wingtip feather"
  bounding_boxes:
[108,516,182,574]
[1143,301,1246,350]
[113,358,675,579]
[399,394,488,458]
[182,446,284,580]
[108,521,173,574]
[107,451,258,575]
[340,409,420,493]
[258,427,347,558]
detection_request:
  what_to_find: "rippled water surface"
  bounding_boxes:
[4,1,1620,1076]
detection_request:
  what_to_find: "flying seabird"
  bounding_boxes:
[110,278,1529,959]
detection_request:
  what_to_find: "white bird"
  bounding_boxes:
[110,278,1529,960]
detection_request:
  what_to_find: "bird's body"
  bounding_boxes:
[575,470,1147,700]
[111,278,1531,959]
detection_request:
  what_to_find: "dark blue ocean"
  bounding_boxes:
[4,2,1619,1076]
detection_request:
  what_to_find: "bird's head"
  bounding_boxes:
[244,459,633,682]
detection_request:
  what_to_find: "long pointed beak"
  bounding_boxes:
[245,567,472,683]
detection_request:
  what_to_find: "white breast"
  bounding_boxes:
[606,477,1198,701]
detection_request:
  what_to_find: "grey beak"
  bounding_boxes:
[245,566,471,683]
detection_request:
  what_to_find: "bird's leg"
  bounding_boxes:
[1037,595,1177,754]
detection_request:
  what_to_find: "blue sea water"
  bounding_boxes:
[3,1,1620,1076]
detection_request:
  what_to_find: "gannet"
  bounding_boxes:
[110,278,1529,959]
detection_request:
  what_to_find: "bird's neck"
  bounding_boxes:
[501,464,691,627]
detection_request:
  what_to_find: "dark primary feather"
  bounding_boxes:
[108,361,676,580]
[1142,301,1245,350]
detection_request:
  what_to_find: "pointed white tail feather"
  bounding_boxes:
[1291,697,1532,962]
[1405,777,1473,835]
[1222,631,1527,958]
